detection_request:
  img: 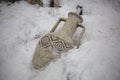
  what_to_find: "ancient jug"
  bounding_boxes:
[32,12,85,70]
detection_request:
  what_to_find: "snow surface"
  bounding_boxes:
[0,0,120,80]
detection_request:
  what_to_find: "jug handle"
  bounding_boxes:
[50,18,66,32]
[76,23,85,49]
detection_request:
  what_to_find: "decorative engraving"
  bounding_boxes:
[53,41,65,51]
[40,34,71,51]
[41,35,51,48]
[50,35,59,41]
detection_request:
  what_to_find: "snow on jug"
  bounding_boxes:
[32,12,85,70]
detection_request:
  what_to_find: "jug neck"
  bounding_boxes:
[59,12,83,38]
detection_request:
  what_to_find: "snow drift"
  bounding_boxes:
[0,0,120,80]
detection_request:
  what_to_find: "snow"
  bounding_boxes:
[0,0,120,80]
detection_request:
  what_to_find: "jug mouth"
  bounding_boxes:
[68,12,83,23]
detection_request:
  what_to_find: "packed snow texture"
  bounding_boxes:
[0,0,120,80]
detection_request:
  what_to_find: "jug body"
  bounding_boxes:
[32,12,84,70]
